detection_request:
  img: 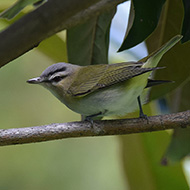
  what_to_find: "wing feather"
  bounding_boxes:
[68,62,157,97]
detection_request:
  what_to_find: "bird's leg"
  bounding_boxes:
[83,112,103,127]
[137,96,148,119]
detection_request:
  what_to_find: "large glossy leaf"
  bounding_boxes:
[162,128,190,165]
[118,0,166,51]
[145,0,190,164]
[162,80,190,164]
[146,0,190,100]
[67,8,116,66]
[181,0,190,43]
[120,104,188,189]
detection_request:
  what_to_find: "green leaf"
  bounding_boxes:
[0,0,45,20]
[121,132,188,189]
[146,0,190,100]
[37,34,67,62]
[163,80,190,164]
[145,0,190,164]
[67,8,116,66]
[118,0,166,51]
[118,103,188,189]
[181,0,190,43]
[121,135,156,190]
[162,128,190,165]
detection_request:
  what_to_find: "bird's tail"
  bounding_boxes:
[142,35,182,68]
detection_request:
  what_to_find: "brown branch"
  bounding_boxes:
[0,0,126,68]
[0,110,190,146]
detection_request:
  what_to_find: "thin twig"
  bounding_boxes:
[0,110,190,146]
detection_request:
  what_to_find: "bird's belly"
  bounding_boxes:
[65,79,146,117]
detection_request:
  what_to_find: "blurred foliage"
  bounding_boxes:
[67,8,116,66]
[118,0,166,51]
[1,0,190,190]
[147,0,190,100]
[38,33,67,63]
[119,0,190,51]
[0,0,45,20]
[121,131,188,190]
[119,104,188,190]
[162,79,190,164]
[145,0,190,166]
[181,0,190,43]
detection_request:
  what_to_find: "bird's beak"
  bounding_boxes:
[27,77,44,84]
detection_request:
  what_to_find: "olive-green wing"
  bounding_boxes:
[68,62,157,97]
[68,64,108,96]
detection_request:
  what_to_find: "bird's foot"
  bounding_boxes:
[139,112,148,119]
[84,116,94,127]
[84,112,103,128]
[139,112,149,124]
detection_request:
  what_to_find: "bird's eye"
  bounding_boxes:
[51,76,63,83]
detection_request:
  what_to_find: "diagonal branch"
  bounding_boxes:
[0,0,126,68]
[0,110,190,146]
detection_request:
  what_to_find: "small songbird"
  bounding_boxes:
[27,35,182,120]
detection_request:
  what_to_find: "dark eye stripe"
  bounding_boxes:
[51,75,68,83]
[51,76,62,82]
[48,67,66,77]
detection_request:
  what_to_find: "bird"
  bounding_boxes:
[27,35,182,121]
